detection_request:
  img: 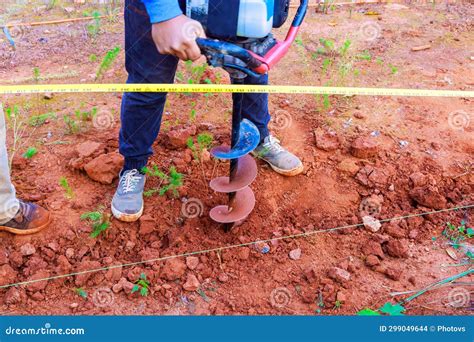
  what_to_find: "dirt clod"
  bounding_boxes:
[84,152,123,184]
[328,267,351,283]
[161,258,186,281]
[386,239,409,258]
[351,136,379,158]
[183,274,200,291]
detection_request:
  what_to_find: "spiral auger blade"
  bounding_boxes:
[209,118,260,230]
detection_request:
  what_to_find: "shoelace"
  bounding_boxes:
[263,136,284,154]
[121,169,141,193]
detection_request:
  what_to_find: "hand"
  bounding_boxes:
[151,15,205,61]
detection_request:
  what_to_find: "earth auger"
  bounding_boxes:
[194,0,309,231]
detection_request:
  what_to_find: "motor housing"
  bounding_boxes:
[179,0,291,40]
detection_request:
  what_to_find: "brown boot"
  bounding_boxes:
[0,201,51,235]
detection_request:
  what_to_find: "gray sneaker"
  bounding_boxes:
[111,169,146,222]
[252,135,304,176]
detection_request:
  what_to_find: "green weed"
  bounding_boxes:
[86,11,101,38]
[142,165,184,198]
[132,273,150,297]
[96,46,121,80]
[59,177,74,199]
[80,209,111,238]
[187,132,213,162]
[22,147,38,159]
[74,288,88,299]
[29,112,56,127]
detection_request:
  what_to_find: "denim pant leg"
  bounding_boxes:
[0,104,20,224]
[120,0,179,171]
[232,73,271,142]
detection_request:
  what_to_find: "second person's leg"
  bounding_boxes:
[113,0,178,222]
[236,74,304,176]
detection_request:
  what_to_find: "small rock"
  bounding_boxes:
[183,274,200,291]
[186,256,199,270]
[74,261,101,287]
[353,111,366,119]
[76,141,102,158]
[0,264,17,285]
[385,267,402,281]
[20,243,36,256]
[289,248,302,260]
[314,130,340,151]
[84,152,124,184]
[409,186,447,210]
[164,125,197,149]
[362,241,384,259]
[328,267,351,283]
[409,172,427,187]
[351,136,379,159]
[70,303,79,309]
[139,215,155,235]
[362,215,382,232]
[384,222,406,238]
[386,239,409,258]
[337,159,360,176]
[161,258,186,281]
[65,248,75,260]
[27,270,50,292]
[365,254,380,267]
[4,287,21,305]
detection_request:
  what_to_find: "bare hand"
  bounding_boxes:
[151,15,205,61]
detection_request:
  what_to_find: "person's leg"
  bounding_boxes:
[120,0,179,171]
[236,74,304,176]
[0,103,19,224]
[113,0,179,222]
[0,103,51,234]
[234,73,271,143]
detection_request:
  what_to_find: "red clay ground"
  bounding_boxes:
[0,2,473,315]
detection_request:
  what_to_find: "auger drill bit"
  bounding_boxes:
[209,78,260,232]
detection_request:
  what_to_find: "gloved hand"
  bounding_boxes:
[151,14,206,61]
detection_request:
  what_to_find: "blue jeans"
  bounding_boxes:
[120,0,271,171]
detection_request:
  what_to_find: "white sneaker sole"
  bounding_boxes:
[111,204,144,222]
[268,162,305,177]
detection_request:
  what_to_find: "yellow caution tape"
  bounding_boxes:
[0,83,472,97]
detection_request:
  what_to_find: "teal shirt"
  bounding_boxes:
[141,0,183,23]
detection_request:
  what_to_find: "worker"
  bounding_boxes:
[0,104,51,235]
[112,0,304,222]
